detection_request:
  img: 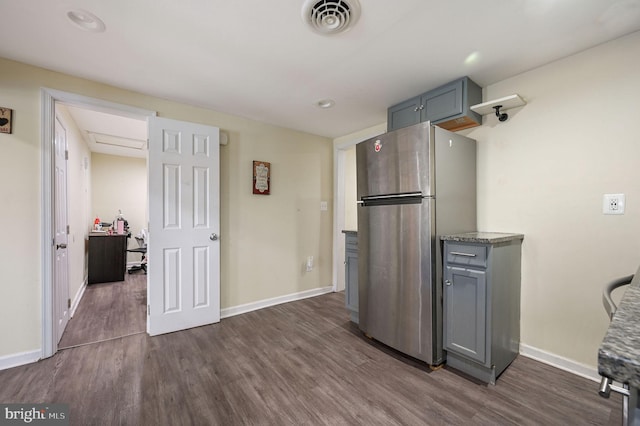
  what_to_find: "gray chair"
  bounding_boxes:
[598,274,635,424]
[127,236,147,274]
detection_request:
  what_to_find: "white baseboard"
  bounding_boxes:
[0,350,41,371]
[70,278,87,318]
[520,343,601,383]
[221,286,334,319]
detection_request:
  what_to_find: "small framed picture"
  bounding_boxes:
[253,161,270,195]
[0,108,12,134]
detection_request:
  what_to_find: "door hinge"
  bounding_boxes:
[65,150,69,160]
[68,298,71,309]
[147,139,149,150]
[67,225,70,234]
[147,305,150,316]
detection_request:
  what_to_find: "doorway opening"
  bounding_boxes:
[41,88,156,358]
[331,125,384,293]
[55,102,149,350]
[42,88,222,359]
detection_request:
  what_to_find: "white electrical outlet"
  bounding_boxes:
[306,256,314,272]
[603,193,625,215]
[320,201,328,211]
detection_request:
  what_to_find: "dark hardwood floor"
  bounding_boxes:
[1,283,621,425]
[58,272,147,349]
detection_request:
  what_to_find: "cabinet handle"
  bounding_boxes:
[413,107,419,112]
[445,280,451,286]
[450,251,476,257]
[419,105,424,110]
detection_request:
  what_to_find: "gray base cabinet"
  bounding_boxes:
[388,77,482,133]
[344,231,358,323]
[442,233,523,384]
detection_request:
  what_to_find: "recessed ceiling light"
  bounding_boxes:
[464,51,481,66]
[316,99,336,109]
[66,10,106,33]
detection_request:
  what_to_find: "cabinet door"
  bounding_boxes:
[88,235,127,284]
[387,96,421,131]
[423,79,463,123]
[88,236,104,284]
[444,265,487,364]
[345,250,358,313]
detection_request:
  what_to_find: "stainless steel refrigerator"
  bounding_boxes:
[356,121,476,366]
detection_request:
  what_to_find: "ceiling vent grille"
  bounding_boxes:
[302,0,361,35]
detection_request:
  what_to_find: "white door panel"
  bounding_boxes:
[54,117,70,343]
[148,116,220,336]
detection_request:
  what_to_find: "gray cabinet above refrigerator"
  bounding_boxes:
[387,77,482,133]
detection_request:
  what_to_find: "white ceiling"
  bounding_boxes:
[60,104,148,159]
[2,0,640,139]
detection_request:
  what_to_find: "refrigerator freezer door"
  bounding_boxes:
[357,122,434,199]
[357,198,438,364]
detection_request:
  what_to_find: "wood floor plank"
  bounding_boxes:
[58,273,147,349]
[0,289,622,425]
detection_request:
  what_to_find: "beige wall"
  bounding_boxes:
[56,105,92,306]
[465,31,640,368]
[91,152,147,262]
[0,57,333,359]
[336,31,640,371]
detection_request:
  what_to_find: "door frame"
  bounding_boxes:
[331,124,386,292]
[40,88,156,359]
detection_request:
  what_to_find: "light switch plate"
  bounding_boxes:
[603,193,625,215]
[320,201,328,211]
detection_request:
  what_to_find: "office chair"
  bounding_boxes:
[127,230,147,274]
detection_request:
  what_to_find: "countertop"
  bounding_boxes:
[440,232,524,244]
[598,265,640,388]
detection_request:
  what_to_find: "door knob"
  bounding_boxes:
[210,233,218,241]
[445,280,451,286]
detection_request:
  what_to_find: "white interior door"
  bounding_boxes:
[147,116,220,336]
[53,116,70,343]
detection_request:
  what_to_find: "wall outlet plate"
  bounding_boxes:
[603,193,625,215]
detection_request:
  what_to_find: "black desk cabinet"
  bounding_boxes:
[88,233,127,284]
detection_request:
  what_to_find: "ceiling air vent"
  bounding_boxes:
[302,0,361,35]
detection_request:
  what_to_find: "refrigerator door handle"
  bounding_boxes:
[360,192,427,206]
[362,192,423,201]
